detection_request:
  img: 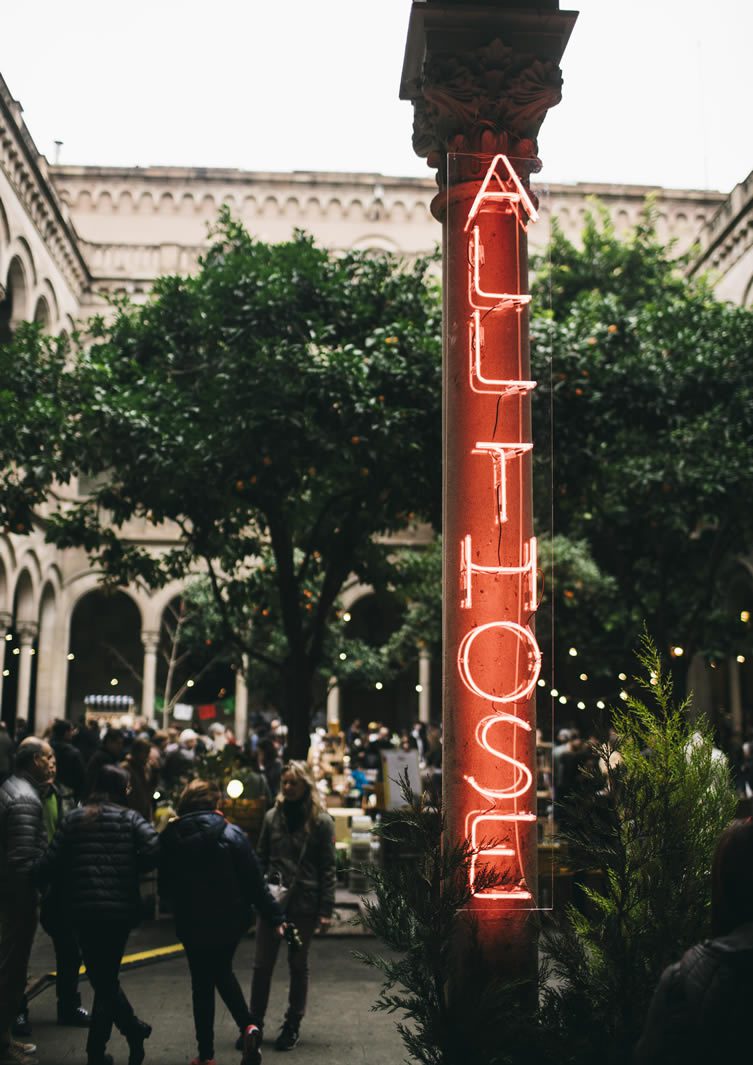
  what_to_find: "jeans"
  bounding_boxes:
[183,938,251,1060]
[250,913,318,1025]
[77,921,138,1063]
[0,895,37,1047]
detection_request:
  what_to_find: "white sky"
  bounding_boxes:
[1,0,750,193]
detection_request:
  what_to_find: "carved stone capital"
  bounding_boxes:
[17,622,38,644]
[142,630,161,654]
[401,3,577,204]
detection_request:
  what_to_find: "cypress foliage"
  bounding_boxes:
[542,634,737,1064]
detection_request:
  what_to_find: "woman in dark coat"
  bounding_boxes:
[250,760,336,1052]
[635,818,753,1064]
[36,764,159,1065]
[159,779,285,1065]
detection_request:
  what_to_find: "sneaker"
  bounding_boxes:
[0,1043,38,1065]
[126,1019,152,1065]
[242,1023,263,1065]
[236,1020,264,1050]
[57,1006,90,1028]
[274,1021,300,1052]
[11,1011,31,1039]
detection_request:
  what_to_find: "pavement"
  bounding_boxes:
[25,891,406,1065]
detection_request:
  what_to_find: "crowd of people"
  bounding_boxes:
[0,717,336,1065]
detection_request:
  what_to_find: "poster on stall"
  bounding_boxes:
[173,703,194,721]
[381,748,421,810]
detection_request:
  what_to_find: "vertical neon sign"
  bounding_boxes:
[447,154,541,907]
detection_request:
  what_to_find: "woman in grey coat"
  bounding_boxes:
[249,760,336,1052]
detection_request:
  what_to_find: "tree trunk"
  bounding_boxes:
[281,660,314,760]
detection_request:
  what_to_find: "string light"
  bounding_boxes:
[67,652,75,661]
[577,701,586,710]
[741,611,751,623]
[226,779,244,799]
[671,646,684,658]
[597,700,606,709]
[579,673,588,681]
[375,681,383,691]
[12,649,19,656]
[618,672,627,681]
[619,690,628,701]
[568,647,578,657]
[4,634,11,642]
[415,684,423,693]
[558,695,567,704]
[339,652,347,661]
[537,679,546,687]
[186,679,195,688]
[737,655,746,664]
[110,678,118,686]
[343,612,352,622]
[2,669,8,677]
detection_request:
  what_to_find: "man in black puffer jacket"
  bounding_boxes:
[0,737,56,1065]
[635,818,753,1065]
[159,779,285,1065]
[36,764,159,1065]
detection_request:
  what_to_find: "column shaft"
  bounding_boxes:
[418,648,431,724]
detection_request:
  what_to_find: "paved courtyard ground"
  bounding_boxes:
[26,914,405,1065]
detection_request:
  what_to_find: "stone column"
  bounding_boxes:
[418,646,431,725]
[729,657,744,743]
[326,678,341,734]
[141,630,160,726]
[235,656,249,744]
[15,622,38,727]
[0,612,10,713]
[401,0,577,986]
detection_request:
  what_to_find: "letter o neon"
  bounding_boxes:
[457,621,541,703]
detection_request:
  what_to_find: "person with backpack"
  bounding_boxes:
[159,779,285,1065]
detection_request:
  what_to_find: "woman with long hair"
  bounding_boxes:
[159,779,285,1065]
[249,760,336,1052]
[635,818,753,1063]
[36,764,159,1065]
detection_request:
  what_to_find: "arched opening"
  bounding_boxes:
[36,582,59,733]
[33,295,51,330]
[0,257,28,346]
[65,589,142,723]
[154,595,235,728]
[339,591,434,733]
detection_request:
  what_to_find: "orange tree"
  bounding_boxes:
[531,208,753,705]
[0,213,441,756]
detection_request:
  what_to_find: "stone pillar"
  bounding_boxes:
[326,678,341,734]
[15,622,38,727]
[141,630,160,726]
[0,612,10,713]
[235,656,249,744]
[418,646,431,725]
[729,657,744,743]
[401,0,577,986]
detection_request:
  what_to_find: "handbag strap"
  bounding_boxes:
[274,806,310,901]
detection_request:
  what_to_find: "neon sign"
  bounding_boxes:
[455,154,540,903]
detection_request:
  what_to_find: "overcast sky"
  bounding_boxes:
[1,0,750,193]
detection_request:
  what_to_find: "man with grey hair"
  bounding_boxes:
[0,737,56,1065]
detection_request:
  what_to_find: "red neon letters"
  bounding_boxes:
[458,155,540,903]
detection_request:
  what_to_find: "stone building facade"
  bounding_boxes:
[0,71,749,735]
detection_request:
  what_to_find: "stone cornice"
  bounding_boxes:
[0,75,90,297]
[689,168,753,278]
